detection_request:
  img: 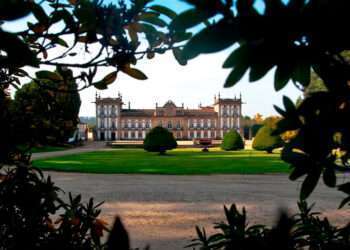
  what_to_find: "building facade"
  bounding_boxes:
[95,93,242,141]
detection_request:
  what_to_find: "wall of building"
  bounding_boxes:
[95,96,243,141]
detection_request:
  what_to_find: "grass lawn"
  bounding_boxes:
[31,146,68,153]
[33,148,289,175]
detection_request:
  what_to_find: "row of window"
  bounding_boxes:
[97,105,118,116]
[221,105,240,116]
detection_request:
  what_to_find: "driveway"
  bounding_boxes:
[31,141,108,160]
[47,172,350,250]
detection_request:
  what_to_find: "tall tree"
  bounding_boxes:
[12,68,81,146]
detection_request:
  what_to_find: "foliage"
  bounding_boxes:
[0,0,188,164]
[187,201,350,250]
[0,163,150,250]
[12,67,81,146]
[175,0,350,204]
[304,71,328,98]
[0,1,190,249]
[221,130,244,151]
[251,124,263,137]
[253,124,283,153]
[143,126,177,155]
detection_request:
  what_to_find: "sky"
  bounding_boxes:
[78,0,300,118]
[4,0,301,118]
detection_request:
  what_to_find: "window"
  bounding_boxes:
[146,122,150,128]
[168,121,172,129]
[204,131,208,138]
[204,120,208,128]
[111,121,115,129]
[131,132,135,138]
[190,132,194,138]
[211,131,215,138]
[176,132,181,138]
[138,131,142,138]
[223,105,227,116]
[176,121,181,129]
[124,131,128,138]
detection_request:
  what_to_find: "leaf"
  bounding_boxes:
[31,3,49,24]
[102,71,118,85]
[56,38,69,48]
[293,62,311,87]
[289,166,307,181]
[172,31,192,43]
[139,15,167,27]
[149,5,177,19]
[224,63,249,88]
[183,20,236,60]
[339,196,350,209]
[36,71,63,81]
[94,81,107,90]
[68,0,78,5]
[106,217,130,250]
[275,65,292,91]
[121,67,148,80]
[223,44,249,68]
[338,182,350,195]
[274,105,286,116]
[172,48,187,66]
[300,170,321,200]
[170,9,213,31]
[282,96,296,113]
[323,166,336,187]
[0,0,32,21]
[249,62,273,82]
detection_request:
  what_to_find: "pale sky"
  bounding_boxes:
[79,48,301,118]
[4,0,301,118]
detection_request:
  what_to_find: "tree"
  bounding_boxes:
[252,125,283,153]
[221,130,244,151]
[0,0,186,248]
[143,126,177,155]
[12,68,81,146]
[173,0,350,204]
[0,0,187,163]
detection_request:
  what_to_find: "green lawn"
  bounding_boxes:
[33,148,289,175]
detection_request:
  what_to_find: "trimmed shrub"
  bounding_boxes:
[252,125,283,153]
[143,126,177,155]
[221,130,244,151]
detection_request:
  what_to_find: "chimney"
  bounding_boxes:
[128,101,130,110]
[156,102,158,108]
[182,103,184,108]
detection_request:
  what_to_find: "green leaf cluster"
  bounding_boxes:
[221,130,244,151]
[143,126,177,154]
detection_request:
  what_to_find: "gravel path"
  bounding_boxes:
[31,142,108,160]
[46,172,350,250]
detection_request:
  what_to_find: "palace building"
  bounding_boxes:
[95,93,243,141]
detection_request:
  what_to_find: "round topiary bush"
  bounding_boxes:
[221,130,244,151]
[143,126,177,155]
[252,125,283,153]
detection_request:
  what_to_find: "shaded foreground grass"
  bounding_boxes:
[33,148,289,175]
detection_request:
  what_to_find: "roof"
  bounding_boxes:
[163,100,177,108]
[121,109,154,117]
